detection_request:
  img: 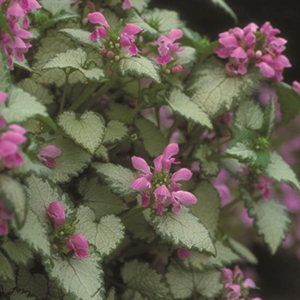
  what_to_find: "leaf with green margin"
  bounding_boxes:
[18,79,54,105]
[10,290,37,300]
[210,0,238,22]
[79,178,128,220]
[265,151,300,190]
[13,208,51,258]
[58,110,105,154]
[115,56,161,83]
[0,49,12,92]
[17,267,48,299]
[174,47,197,68]
[45,249,104,300]
[105,103,134,124]
[59,28,98,47]
[103,120,129,144]
[92,162,137,197]
[187,58,261,117]
[233,98,264,131]
[193,145,220,177]
[259,97,276,140]
[94,145,109,162]
[166,261,223,299]
[142,8,185,35]
[182,240,239,272]
[46,280,64,300]
[0,251,14,281]
[226,236,258,264]
[241,188,291,254]
[121,260,168,299]
[0,87,49,125]
[135,118,167,157]
[13,58,33,73]
[189,181,220,239]
[167,89,212,129]
[149,207,216,255]
[39,0,78,15]
[25,175,74,228]
[75,206,125,257]
[41,134,91,184]
[1,240,33,266]
[0,174,27,229]
[43,48,106,82]
[274,81,300,125]
[130,0,150,13]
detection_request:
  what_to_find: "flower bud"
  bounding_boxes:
[107,51,114,59]
[114,55,120,61]
[47,202,65,227]
[165,69,170,74]
[67,234,88,259]
[255,50,262,59]
[101,48,107,55]
[247,48,255,58]
[172,65,182,74]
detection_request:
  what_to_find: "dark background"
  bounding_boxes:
[150,1,300,299]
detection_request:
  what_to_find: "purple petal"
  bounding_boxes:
[231,47,247,59]
[168,29,183,42]
[122,24,142,35]
[219,35,238,48]
[131,156,151,174]
[257,62,275,78]
[122,0,132,9]
[243,278,256,288]
[156,56,172,65]
[7,3,25,17]
[1,131,26,144]
[171,168,192,182]
[162,143,179,160]
[154,184,170,197]
[128,42,140,55]
[0,140,18,157]
[130,177,151,191]
[88,12,110,29]
[171,191,197,206]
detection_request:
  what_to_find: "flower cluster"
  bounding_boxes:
[0,198,14,235]
[37,145,61,168]
[130,143,197,215]
[88,12,142,59]
[222,266,261,300]
[47,202,88,259]
[0,0,41,69]
[215,22,291,81]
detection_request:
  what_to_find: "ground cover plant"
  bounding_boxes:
[1,0,300,299]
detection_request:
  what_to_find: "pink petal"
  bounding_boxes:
[178,247,191,259]
[154,184,170,197]
[219,35,238,48]
[162,143,179,160]
[38,145,61,158]
[88,12,110,29]
[128,42,140,55]
[122,0,132,10]
[153,155,163,172]
[293,81,300,94]
[141,191,151,207]
[122,24,142,36]
[243,278,256,288]
[0,92,7,103]
[131,156,151,174]
[156,56,172,65]
[168,29,183,42]
[257,62,275,78]
[231,47,247,59]
[0,140,18,157]
[170,191,197,206]
[8,124,27,135]
[171,168,192,182]
[130,177,151,191]
[7,3,25,18]
[47,202,65,227]
[274,55,291,68]
[75,248,88,259]
[16,28,32,39]
[0,220,8,235]
[1,131,26,144]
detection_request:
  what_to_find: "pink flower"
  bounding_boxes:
[47,202,65,227]
[122,0,132,10]
[177,246,191,259]
[120,24,142,55]
[293,81,300,94]
[0,198,14,235]
[0,92,7,103]
[256,175,273,199]
[67,234,89,259]
[37,145,61,168]
[88,12,110,40]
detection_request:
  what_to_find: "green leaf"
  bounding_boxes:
[242,188,291,254]
[105,103,134,124]
[116,56,161,83]
[45,249,104,300]
[0,47,12,93]
[190,181,220,239]
[58,111,105,154]
[94,145,109,162]
[121,260,168,299]
[0,87,49,125]
[265,151,300,190]
[1,240,33,266]
[18,78,54,105]
[39,0,78,15]
[43,48,106,82]
[0,251,14,281]
[166,261,223,299]
[0,174,27,229]
[187,57,261,117]
[103,120,129,145]
[233,98,264,131]
[149,207,216,255]
[123,289,148,300]
[9,290,37,300]
[59,28,98,47]
[47,280,64,300]
[17,267,48,299]
[13,58,33,73]
[92,163,137,197]
[226,237,258,264]
[135,118,167,157]
[193,145,220,177]
[182,240,239,272]
[274,81,300,125]
[75,206,125,257]
[167,89,212,129]
[41,134,91,184]
[130,0,150,13]
[25,175,74,228]
[14,208,51,258]
[174,47,197,68]
[259,97,276,140]
[0,11,14,40]
[210,0,238,22]
[107,287,116,300]
[79,178,128,220]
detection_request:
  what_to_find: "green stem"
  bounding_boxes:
[59,70,71,114]
[166,114,182,141]
[221,196,241,212]
[68,84,98,111]
[123,100,145,124]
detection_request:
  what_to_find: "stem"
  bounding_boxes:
[109,134,138,156]
[68,84,98,111]
[123,100,145,124]
[59,70,71,114]
[221,197,241,212]
[166,114,182,141]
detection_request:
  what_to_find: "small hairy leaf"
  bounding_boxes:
[121,260,168,299]
[190,181,221,239]
[0,251,14,281]
[103,120,129,144]
[149,207,216,255]
[175,46,197,68]
[59,28,98,47]
[0,49,12,92]
[116,56,161,83]
[166,261,223,299]
[265,151,300,190]
[135,118,167,157]
[58,111,105,154]
[92,163,137,197]
[0,174,27,229]
[75,206,125,257]
[167,89,212,129]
